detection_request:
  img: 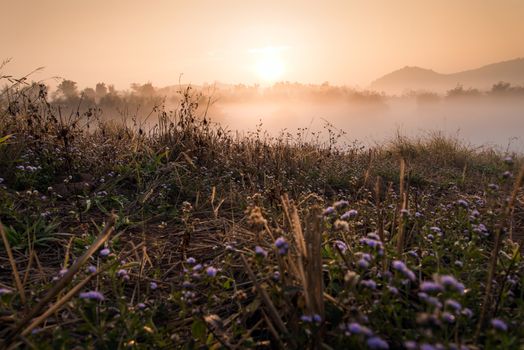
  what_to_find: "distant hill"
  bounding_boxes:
[370,58,524,94]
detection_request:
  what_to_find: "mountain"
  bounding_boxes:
[370,58,524,94]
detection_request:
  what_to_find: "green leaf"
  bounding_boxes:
[191,319,207,342]
[0,134,13,144]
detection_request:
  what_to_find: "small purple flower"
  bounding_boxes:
[137,302,146,309]
[357,259,370,269]
[79,291,104,301]
[192,264,203,271]
[275,237,289,255]
[420,281,443,294]
[323,207,335,216]
[333,240,348,253]
[341,209,358,220]
[86,265,97,273]
[404,341,417,350]
[360,279,377,290]
[442,312,455,323]
[334,200,349,209]
[367,336,389,349]
[150,282,158,290]
[301,315,313,322]
[420,344,437,350]
[0,288,13,295]
[461,308,473,318]
[186,257,196,264]
[206,266,217,277]
[456,199,469,208]
[445,299,462,311]
[99,248,110,257]
[491,318,508,332]
[273,271,280,281]
[504,156,513,165]
[439,275,465,294]
[255,246,268,258]
[116,269,128,278]
[312,314,322,323]
[388,286,399,295]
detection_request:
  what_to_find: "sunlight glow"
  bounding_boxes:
[251,46,286,82]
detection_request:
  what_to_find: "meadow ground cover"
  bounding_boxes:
[0,79,523,349]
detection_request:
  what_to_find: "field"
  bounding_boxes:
[1,80,524,349]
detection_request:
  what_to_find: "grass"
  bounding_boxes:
[0,78,523,349]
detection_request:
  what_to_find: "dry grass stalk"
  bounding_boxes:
[0,221,27,305]
[396,158,407,254]
[475,165,524,340]
[6,214,116,342]
[239,254,289,340]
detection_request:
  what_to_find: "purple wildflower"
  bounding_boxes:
[439,275,465,294]
[192,264,203,271]
[0,288,13,295]
[186,257,196,264]
[360,279,377,290]
[79,291,104,301]
[333,240,348,253]
[275,237,289,255]
[367,336,389,349]
[323,207,335,216]
[420,281,443,293]
[341,209,358,220]
[445,299,461,311]
[206,266,218,277]
[334,200,349,209]
[86,265,97,273]
[255,246,268,258]
[358,259,370,269]
[150,282,158,290]
[99,248,110,257]
[456,199,469,208]
[442,312,455,323]
[404,341,417,350]
[491,318,508,332]
[137,302,146,309]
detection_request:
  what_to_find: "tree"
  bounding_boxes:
[95,82,108,101]
[56,79,78,100]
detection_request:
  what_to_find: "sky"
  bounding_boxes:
[2,0,524,89]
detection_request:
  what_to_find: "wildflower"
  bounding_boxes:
[367,336,389,349]
[300,315,313,322]
[454,260,463,268]
[275,237,289,255]
[347,322,372,335]
[273,271,280,281]
[439,275,465,294]
[388,286,399,295]
[415,212,423,218]
[488,183,499,191]
[323,207,335,216]
[206,266,218,277]
[392,260,416,281]
[360,238,382,249]
[404,341,417,350]
[491,318,508,332]
[420,344,437,350]
[117,269,129,281]
[456,199,469,208]
[445,299,461,311]
[0,178,3,184]
[420,281,443,293]
[461,308,473,318]
[341,209,358,220]
[192,264,203,271]
[99,248,110,257]
[333,240,348,253]
[312,314,322,323]
[504,156,513,165]
[334,200,349,209]
[150,282,158,290]
[186,257,196,264]
[358,259,370,269]
[0,288,13,295]
[255,246,268,258]
[425,296,442,308]
[442,312,455,323]
[225,244,234,251]
[79,291,104,301]
[367,232,381,240]
[502,171,512,179]
[360,279,377,290]
[137,303,146,309]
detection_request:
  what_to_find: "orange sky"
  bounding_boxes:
[3,0,524,89]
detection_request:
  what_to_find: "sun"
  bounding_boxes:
[251,47,286,82]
